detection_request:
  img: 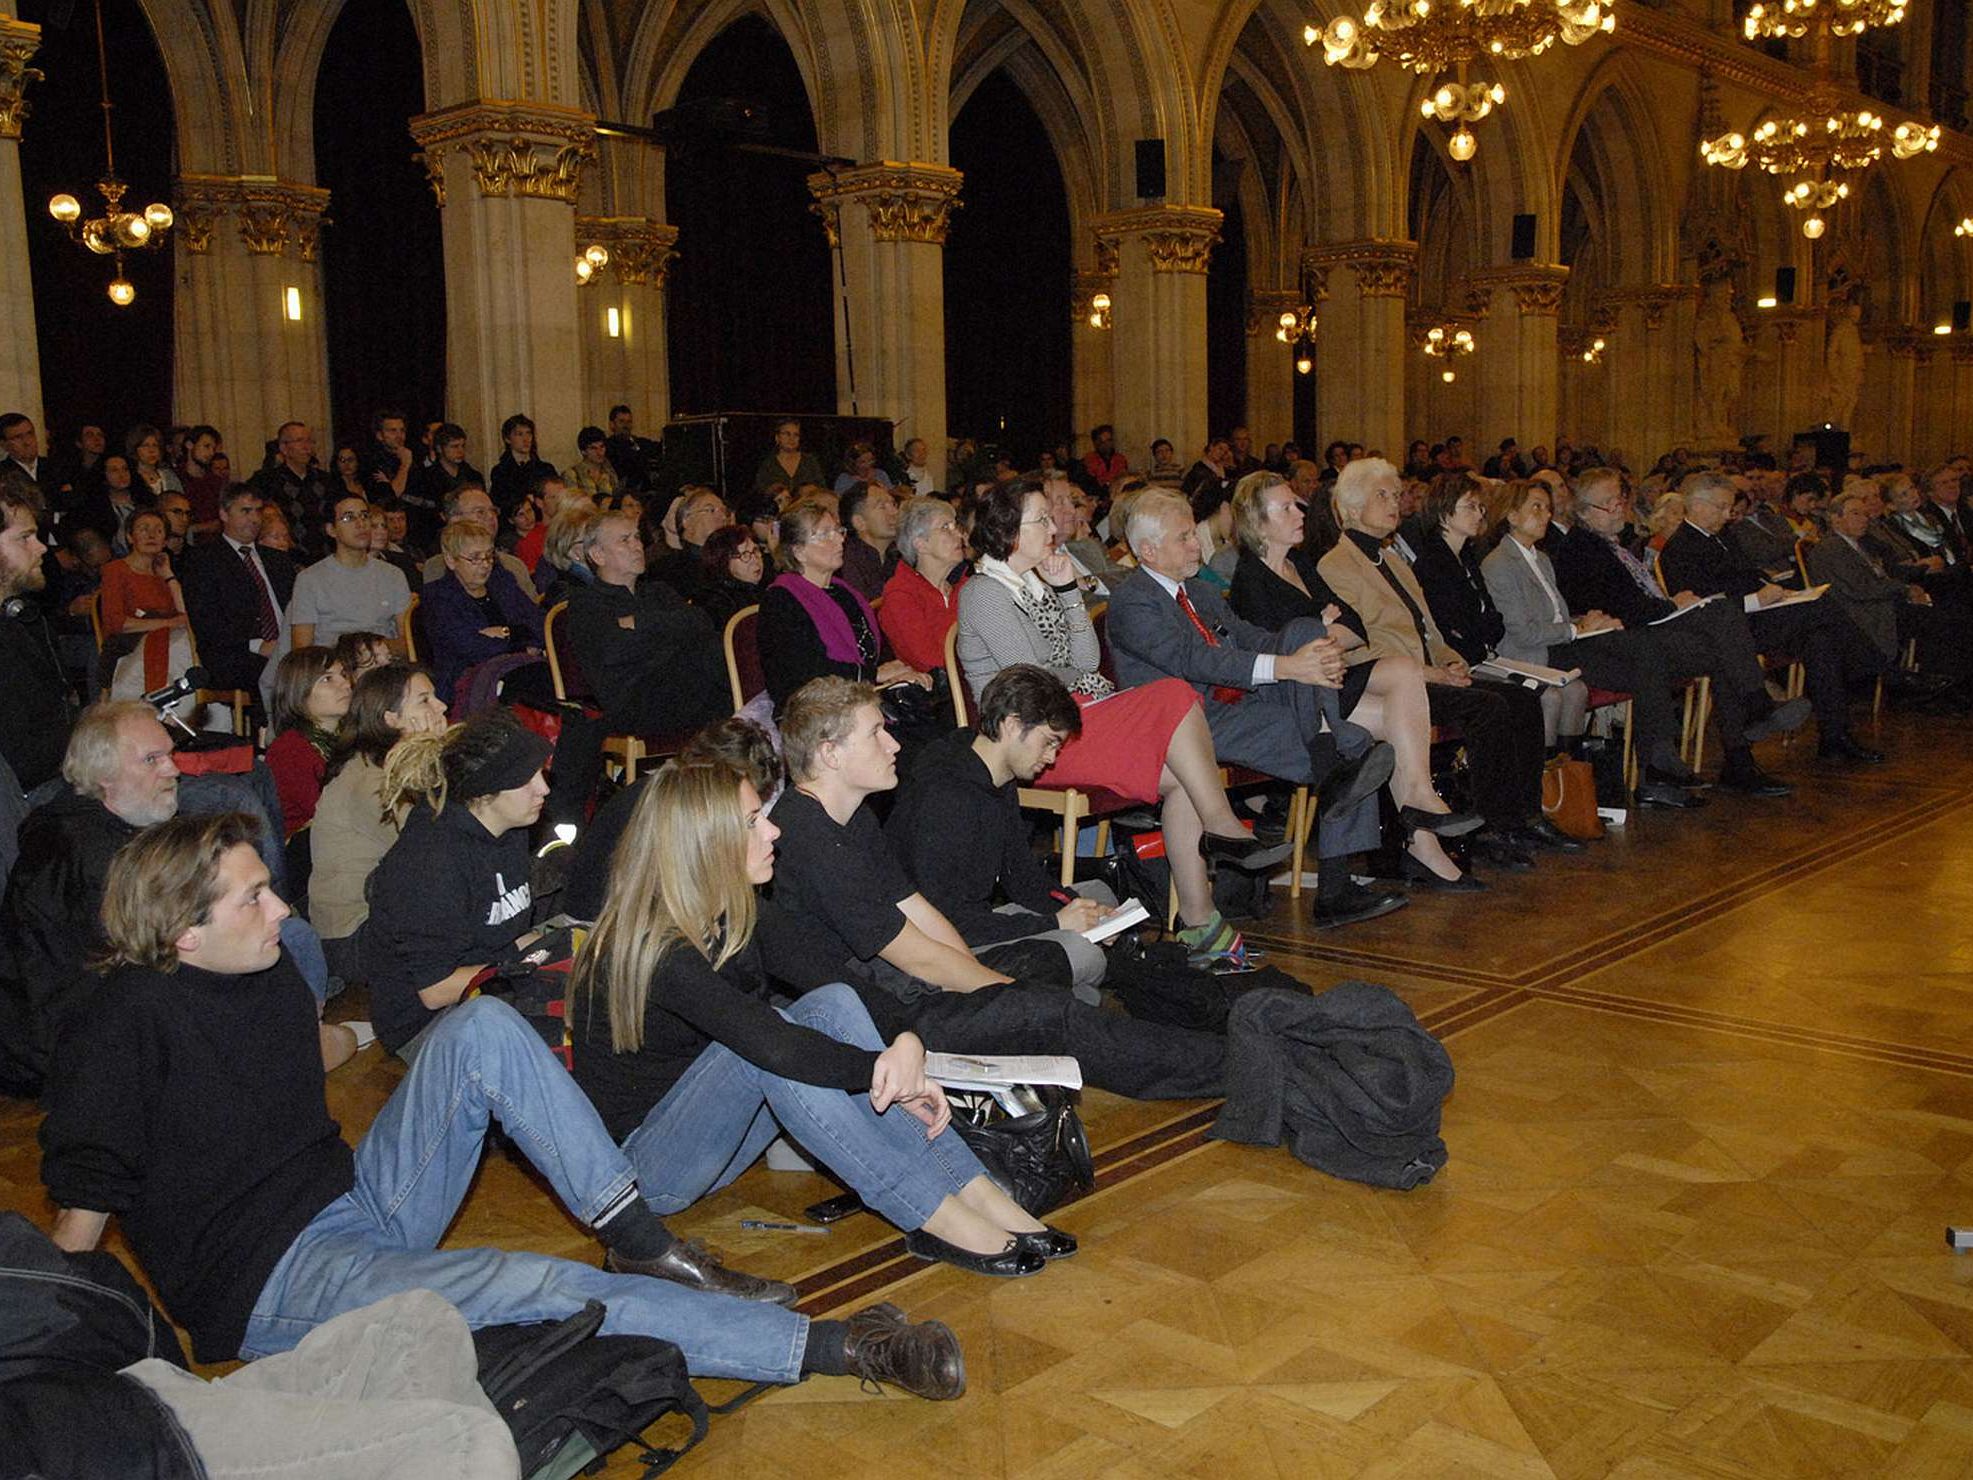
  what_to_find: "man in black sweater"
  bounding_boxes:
[39,811,965,1398]
[1662,472,1885,765]
[564,510,728,736]
[0,487,74,797]
[1552,468,1809,795]
[767,677,1225,1100]
[886,667,1121,998]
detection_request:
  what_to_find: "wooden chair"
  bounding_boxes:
[541,600,690,782]
[1650,552,1717,771]
[1584,687,1639,793]
[724,605,764,711]
[90,592,251,735]
[399,593,422,663]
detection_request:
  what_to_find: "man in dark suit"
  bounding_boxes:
[1663,472,1883,765]
[1728,474,1801,579]
[1920,464,1973,560]
[180,485,296,694]
[1553,468,1807,795]
[0,413,75,521]
[1106,489,1404,930]
[604,404,659,492]
[1813,489,1971,695]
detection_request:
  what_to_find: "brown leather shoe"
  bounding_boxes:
[842,1302,966,1400]
[606,1238,797,1307]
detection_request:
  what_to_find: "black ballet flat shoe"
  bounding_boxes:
[1471,835,1535,872]
[1398,805,1484,838]
[1014,1226,1079,1261]
[905,1229,1046,1279]
[1400,856,1487,892]
[1199,832,1295,872]
[1316,742,1397,818]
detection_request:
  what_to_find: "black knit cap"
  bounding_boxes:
[453,714,553,801]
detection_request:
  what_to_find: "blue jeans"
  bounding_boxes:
[238,996,807,1383]
[623,983,985,1231]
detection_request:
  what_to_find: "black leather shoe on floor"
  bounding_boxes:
[904,1229,1045,1279]
[1199,832,1296,872]
[842,1303,966,1400]
[1743,696,1812,744]
[1398,804,1484,838]
[1312,881,1411,928]
[1316,742,1397,818]
[607,1239,798,1307]
[1400,857,1488,892]
[1637,779,1705,808]
[1014,1226,1079,1261]
[1817,738,1885,764]
[1471,835,1534,872]
[1717,765,1793,797]
[1514,818,1587,853]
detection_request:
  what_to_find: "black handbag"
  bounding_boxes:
[947,1085,1095,1216]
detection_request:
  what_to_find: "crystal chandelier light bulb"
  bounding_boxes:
[107,277,135,306]
[144,202,173,231]
[49,194,81,223]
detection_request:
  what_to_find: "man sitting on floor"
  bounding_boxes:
[766,677,1227,1101]
[886,665,1122,1000]
[38,810,966,1399]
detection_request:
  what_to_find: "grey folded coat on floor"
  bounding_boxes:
[1210,983,1453,1190]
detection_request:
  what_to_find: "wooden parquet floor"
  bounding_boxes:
[5,707,1973,1477]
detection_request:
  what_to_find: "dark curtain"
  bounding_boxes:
[18,0,176,445]
[1205,193,1249,445]
[315,0,443,445]
[944,72,1072,461]
[664,16,834,418]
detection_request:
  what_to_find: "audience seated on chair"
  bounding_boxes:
[417,482,539,603]
[690,524,773,634]
[836,479,901,601]
[0,487,78,794]
[880,495,969,675]
[421,519,547,710]
[287,494,412,654]
[179,484,295,695]
[763,676,1228,1102]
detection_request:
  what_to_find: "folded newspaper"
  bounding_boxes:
[1471,656,1582,688]
[926,1052,1084,1093]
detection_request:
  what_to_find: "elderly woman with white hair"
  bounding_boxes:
[880,496,970,676]
[1318,458,1569,882]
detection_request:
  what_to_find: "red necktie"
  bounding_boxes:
[240,543,278,642]
[1175,586,1245,705]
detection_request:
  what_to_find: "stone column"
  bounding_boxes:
[1245,288,1303,450]
[574,216,677,430]
[1094,206,1222,470]
[1070,265,1116,456]
[1597,286,1699,463]
[0,16,44,431]
[1468,265,1568,456]
[171,175,332,451]
[807,162,962,485]
[1951,345,1973,461]
[1301,241,1414,458]
[1767,309,1828,444]
[1878,331,1929,464]
[409,102,596,456]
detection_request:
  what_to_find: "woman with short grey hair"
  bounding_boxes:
[881,497,970,673]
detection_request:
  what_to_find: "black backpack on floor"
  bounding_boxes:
[472,1300,720,1480]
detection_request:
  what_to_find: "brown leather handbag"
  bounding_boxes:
[1541,754,1605,840]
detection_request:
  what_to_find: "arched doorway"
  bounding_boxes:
[664,15,834,417]
[314,0,443,443]
[944,69,1072,459]
[18,0,177,439]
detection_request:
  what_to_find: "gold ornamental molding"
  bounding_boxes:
[1884,329,1935,363]
[1247,287,1304,336]
[1302,240,1417,299]
[408,102,598,206]
[1600,283,1698,331]
[807,162,965,246]
[576,217,680,287]
[1470,264,1570,316]
[1952,342,1973,368]
[1766,308,1820,346]
[0,18,43,141]
[1094,206,1223,275]
[173,174,329,258]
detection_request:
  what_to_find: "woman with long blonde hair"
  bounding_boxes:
[568,755,1071,1279]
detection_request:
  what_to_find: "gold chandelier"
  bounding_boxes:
[1743,0,1905,41]
[1701,90,1936,239]
[1305,1,1615,161]
[1421,322,1475,380]
[44,0,172,306]
[573,242,609,285]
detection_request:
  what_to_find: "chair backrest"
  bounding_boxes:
[1650,550,1670,596]
[724,605,763,711]
[943,621,976,726]
[542,600,595,704]
[1793,537,1811,586]
[1088,600,1114,684]
[399,593,422,662]
[87,591,104,651]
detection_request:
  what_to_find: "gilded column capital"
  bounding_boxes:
[1303,239,1418,298]
[1247,287,1304,336]
[1599,283,1698,332]
[1767,308,1818,346]
[576,216,680,287]
[0,16,43,141]
[1557,325,1591,357]
[408,102,598,206]
[1471,264,1571,316]
[1093,206,1223,275]
[806,162,965,245]
[174,175,330,258]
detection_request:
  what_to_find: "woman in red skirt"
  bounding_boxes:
[955,479,1290,960]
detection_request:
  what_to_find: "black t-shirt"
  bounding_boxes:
[764,789,916,992]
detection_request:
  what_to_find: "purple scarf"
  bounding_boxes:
[771,571,878,666]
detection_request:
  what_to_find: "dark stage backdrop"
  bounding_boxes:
[1205,191,1249,446]
[315,0,444,446]
[944,72,1072,460]
[17,0,176,445]
[664,15,835,419]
